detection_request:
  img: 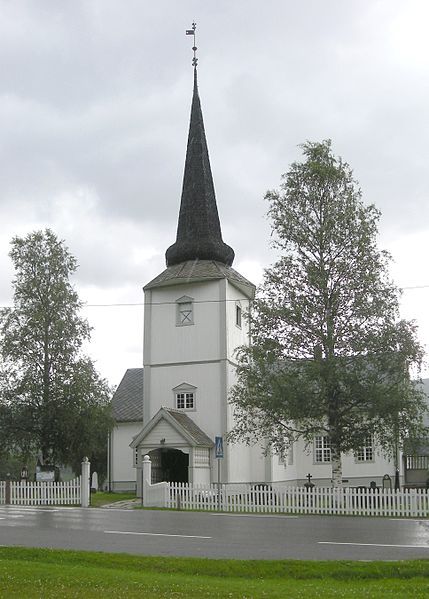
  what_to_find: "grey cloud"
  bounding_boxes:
[1,0,428,383]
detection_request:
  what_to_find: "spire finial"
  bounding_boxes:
[186,22,198,69]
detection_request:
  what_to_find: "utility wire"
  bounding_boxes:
[81,285,429,307]
[0,285,427,310]
[83,298,251,307]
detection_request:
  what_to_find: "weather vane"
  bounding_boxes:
[186,21,198,68]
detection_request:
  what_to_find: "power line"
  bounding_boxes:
[0,285,427,311]
[83,298,251,308]
[81,286,429,307]
[0,298,251,309]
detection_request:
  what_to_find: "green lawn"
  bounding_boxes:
[89,491,136,508]
[0,547,429,597]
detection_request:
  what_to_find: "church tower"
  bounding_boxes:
[131,38,258,485]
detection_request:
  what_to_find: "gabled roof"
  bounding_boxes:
[130,407,213,448]
[165,68,234,267]
[144,259,255,298]
[111,368,143,423]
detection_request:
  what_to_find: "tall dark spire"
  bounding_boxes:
[165,67,235,267]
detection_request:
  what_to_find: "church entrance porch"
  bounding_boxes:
[149,448,189,483]
[130,407,214,494]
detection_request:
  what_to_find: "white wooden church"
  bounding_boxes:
[107,65,429,494]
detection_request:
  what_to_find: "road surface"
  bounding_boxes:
[1,505,429,560]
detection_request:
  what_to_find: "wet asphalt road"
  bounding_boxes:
[1,505,429,560]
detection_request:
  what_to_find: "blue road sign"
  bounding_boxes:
[215,436,224,458]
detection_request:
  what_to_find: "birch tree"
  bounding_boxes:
[0,229,112,470]
[229,140,425,486]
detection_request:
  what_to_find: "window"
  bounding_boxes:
[173,382,197,411]
[235,303,242,328]
[355,436,374,462]
[176,392,194,410]
[176,296,194,326]
[179,303,193,325]
[314,436,331,463]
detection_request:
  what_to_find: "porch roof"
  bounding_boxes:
[130,407,214,449]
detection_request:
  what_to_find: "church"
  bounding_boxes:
[107,61,429,494]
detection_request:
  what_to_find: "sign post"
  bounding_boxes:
[215,436,224,511]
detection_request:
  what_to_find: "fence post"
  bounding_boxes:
[5,480,11,505]
[81,457,91,508]
[142,455,152,507]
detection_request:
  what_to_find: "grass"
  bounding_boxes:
[89,491,136,508]
[0,547,429,597]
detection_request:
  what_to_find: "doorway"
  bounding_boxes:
[149,448,189,483]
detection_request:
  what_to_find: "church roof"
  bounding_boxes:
[144,259,255,298]
[111,368,143,422]
[165,68,235,267]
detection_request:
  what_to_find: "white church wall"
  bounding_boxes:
[225,282,252,360]
[226,441,252,482]
[271,449,297,483]
[110,421,141,492]
[149,362,223,438]
[286,438,397,487]
[226,356,274,483]
[147,281,222,365]
[142,419,188,447]
[340,450,396,487]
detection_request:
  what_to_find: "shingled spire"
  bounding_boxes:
[165,68,235,267]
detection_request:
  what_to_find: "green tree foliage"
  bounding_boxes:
[0,229,113,474]
[228,141,426,486]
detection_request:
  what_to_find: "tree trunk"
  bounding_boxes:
[331,444,343,487]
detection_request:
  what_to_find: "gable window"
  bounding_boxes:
[355,436,374,462]
[176,296,194,326]
[235,303,242,328]
[173,382,197,411]
[314,436,331,463]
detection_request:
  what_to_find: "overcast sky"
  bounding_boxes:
[1,0,428,386]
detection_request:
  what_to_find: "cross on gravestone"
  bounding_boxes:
[304,473,315,490]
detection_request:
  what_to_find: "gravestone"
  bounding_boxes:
[91,471,98,492]
[382,474,392,490]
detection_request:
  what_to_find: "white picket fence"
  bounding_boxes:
[161,482,429,518]
[0,477,82,506]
